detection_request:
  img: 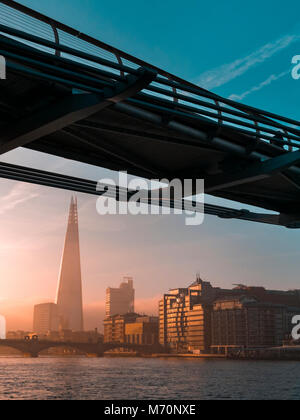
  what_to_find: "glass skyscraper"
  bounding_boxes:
[56,197,84,331]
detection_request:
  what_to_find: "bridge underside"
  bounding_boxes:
[0,1,300,228]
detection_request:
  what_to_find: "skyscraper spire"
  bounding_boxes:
[56,196,84,331]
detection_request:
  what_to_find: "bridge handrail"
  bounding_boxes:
[0,0,299,150]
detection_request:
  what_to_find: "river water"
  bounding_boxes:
[0,357,299,400]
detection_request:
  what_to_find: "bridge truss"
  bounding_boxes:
[0,0,300,228]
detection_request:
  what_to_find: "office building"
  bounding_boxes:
[45,329,103,343]
[211,296,299,352]
[33,197,84,333]
[159,277,213,353]
[125,316,159,345]
[159,277,300,354]
[231,284,300,307]
[104,312,139,343]
[106,277,135,317]
[56,197,84,331]
[33,303,59,334]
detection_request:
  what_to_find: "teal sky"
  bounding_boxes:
[16,0,300,118]
[0,0,300,330]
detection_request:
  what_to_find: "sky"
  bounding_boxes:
[0,0,299,331]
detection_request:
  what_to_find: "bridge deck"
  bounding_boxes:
[0,339,163,357]
[0,0,299,227]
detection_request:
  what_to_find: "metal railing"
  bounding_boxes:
[0,0,299,151]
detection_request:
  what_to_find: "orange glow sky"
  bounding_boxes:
[1,148,300,332]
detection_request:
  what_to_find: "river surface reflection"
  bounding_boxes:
[0,357,299,400]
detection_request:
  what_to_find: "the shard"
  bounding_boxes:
[56,197,84,331]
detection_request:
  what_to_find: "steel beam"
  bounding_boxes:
[0,161,296,228]
[280,173,300,191]
[73,120,211,149]
[205,150,300,193]
[63,127,164,177]
[0,68,157,155]
[113,102,300,178]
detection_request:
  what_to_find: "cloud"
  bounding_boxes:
[196,34,298,90]
[228,70,290,101]
[0,183,39,216]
